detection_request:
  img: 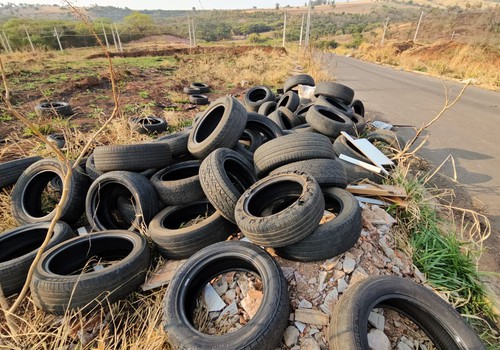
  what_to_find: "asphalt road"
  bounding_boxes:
[321,53,500,273]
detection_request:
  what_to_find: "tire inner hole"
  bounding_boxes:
[47,236,133,275]
[192,270,263,336]
[22,171,62,218]
[247,180,302,217]
[94,184,138,230]
[195,105,225,143]
[248,89,268,102]
[0,228,48,262]
[161,202,215,229]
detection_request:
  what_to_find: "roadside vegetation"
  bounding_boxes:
[0,1,499,348]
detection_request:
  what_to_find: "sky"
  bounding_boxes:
[6,0,317,11]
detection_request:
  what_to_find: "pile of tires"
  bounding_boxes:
[3,74,477,350]
[184,82,210,105]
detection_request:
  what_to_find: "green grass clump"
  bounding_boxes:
[389,163,498,346]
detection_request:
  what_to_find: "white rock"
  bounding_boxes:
[349,267,369,286]
[343,256,356,274]
[337,278,348,293]
[295,321,306,333]
[299,299,313,309]
[216,301,238,322]
[318,271,328,292]
[225,289,236,302]
[397,341,413,350]
[203,284,226,312]
[413,265,426,283]
[308,277,317,285]
[367,329,391,350]
[368,311,385,331]
[283,326,300,347]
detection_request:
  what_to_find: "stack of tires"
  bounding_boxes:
[4,75,479,350]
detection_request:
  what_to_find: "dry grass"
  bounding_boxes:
[355,41,500,89]
[0,285,171,349]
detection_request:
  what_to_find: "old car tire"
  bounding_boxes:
[148,200,236,259]
[86,171,159,231]
[253,133,336,177]
[150,160,204,205]
[93,143,171,172]
[199,148,257,223]
[30,230,151,315]
[329,275,486,350]
[0,222,74,296]
[0,156,42,189]
[234,171,324,247]
[11,159,89,225]
[188,96,247,159]
[163,241,289,350]
[275,188,361,261]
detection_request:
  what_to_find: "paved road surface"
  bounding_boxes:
[322,54,500,273]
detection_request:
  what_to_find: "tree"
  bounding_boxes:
[123,11,154,33]
[275,3,280,10]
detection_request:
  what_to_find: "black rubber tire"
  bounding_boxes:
[350,99,365,117]
[366,129,405,151]
[340,160,384,184]
[295,102,315,117]
[257,101,277,116]
[234,171,324,247]
[244,112,284,142]
[253,132,336,177]
[30,230,151,315]
[129,116,168,135]
[315,95,354,117]
[0,222,74,297]
[85,154,102,181]
[199,148,257,223]
[154,130,190,158]
[184,86,201,94]
[93,143,171,172]
[35,101,73,118]
[188,96,247,159]
[306,104,355,138]
[0,156,42,189]
[314,81,354,105]
[270,159,347,189]
[234,128,264,163]
[349,113,366,135]
[243,86,275,112]
[86,171,159,231]
[283,74,315,93]
[163,241,289,350]
[329,275,486,350]
[333,135,370,163]
[11,159,89,225]
[150,160,204,205]
[189,94,209,105]
[148,200,235,259]
[268,107,302,130]
[293,124,318,134]
[190,82,210,93]
[276,91,300,112]
[275,187,361,261]
[46,133,65,149]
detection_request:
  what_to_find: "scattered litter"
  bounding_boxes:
[372,120,393,130]
[142,259,187,291]
[339,154,383,174]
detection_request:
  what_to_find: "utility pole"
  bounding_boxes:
[282,12,287,48]
[188,17,192,46]
[24,27,35,52]
[101,22,110,50]
[110,25,118,50]
[381,17,389,46]
[299,13,305,46]
[305,0,312,47]
[192,18,196,46]
[54,27,63,51]
[2,31,12,53]
[413,11,424,42]
[114,24,123,52]
[0,34,7,53]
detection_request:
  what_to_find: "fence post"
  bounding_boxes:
[282,12,287,48]
[114,24,123,52]
[299,13,305,46]
[54,27,63,51]
[101,22,110,50]
[110,25,118,50]
[305,0,312,47]
[24,27,35,52]
[3,31,13,53]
